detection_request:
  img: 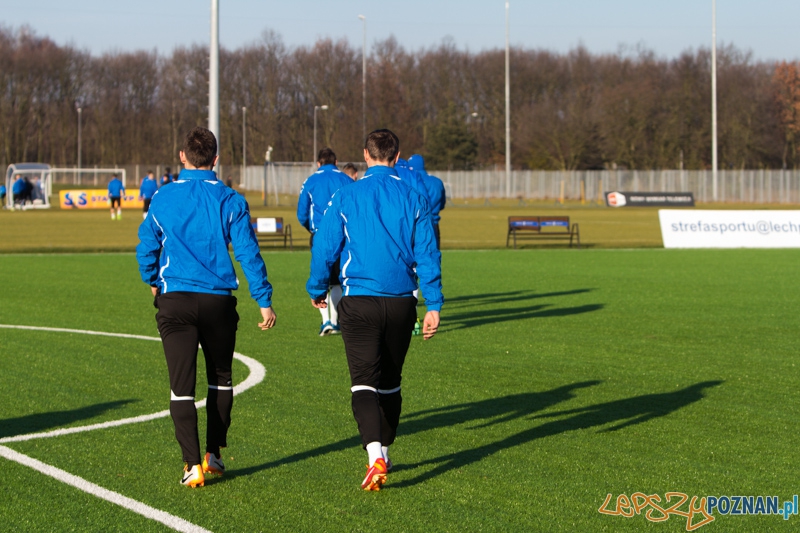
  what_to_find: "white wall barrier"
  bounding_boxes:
[238,167,800,204]
[659,210,800,248]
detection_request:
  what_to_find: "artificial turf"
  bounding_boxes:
[0,248,796,532]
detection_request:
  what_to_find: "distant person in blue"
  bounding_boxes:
[408,154,446,249]
[307,129,443,491]
[161,167,173,186]
[12,177,23,207]
[107,174,125,220]
[138,170,158,220]
[394,157,427,198]
[137,126,276,488]
[30,177,45,203]
[0,184,5,204]
[297,147,352,336]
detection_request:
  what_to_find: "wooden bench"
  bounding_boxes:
[251,217,293,250]
[506,216,580,249]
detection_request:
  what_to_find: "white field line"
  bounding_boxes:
[0,325,265,444]
[0,445,212,533]
[0,324,267,533]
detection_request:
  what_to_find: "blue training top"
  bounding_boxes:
[108,178,125,198]
[296,164,353,233]
[306,165,443,311]
[139,178,158,200]
[408,154,446,223]
[136,169,273,308]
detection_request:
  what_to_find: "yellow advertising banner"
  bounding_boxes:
[59,189,144,209]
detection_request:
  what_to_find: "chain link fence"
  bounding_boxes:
[436,169,800,204]
[56,164,800,205]
[240,166,800,204]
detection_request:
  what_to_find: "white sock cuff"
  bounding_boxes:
[170,390,194,401]
[366,441,383,466]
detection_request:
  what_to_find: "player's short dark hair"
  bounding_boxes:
[147,170,154,175]
[182,127,217,168]
[342,162,357,174]
[365,129,399,163]
[317,147,337,166]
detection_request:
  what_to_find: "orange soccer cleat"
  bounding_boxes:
[361,458,388,491]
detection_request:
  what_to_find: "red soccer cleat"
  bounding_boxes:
[361,458,388,491]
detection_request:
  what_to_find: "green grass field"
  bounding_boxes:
[4,192,793,253]
[0,246,797,532]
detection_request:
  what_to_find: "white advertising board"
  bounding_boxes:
[659,210,800,248]
[256,217,277,233]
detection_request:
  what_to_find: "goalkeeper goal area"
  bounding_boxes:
[4,164,127,210]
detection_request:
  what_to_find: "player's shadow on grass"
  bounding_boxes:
[437,289,602,332]
[444,289,593,309]
[390,380,724,489]
[0,399,136,439]
[443,303,604,331]
[228,381,601,480]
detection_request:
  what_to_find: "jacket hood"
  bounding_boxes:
[408,154,425,171]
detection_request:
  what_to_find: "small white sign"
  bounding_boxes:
[607,192,627,207]
[256,217,277,233]
[659,210,800,248]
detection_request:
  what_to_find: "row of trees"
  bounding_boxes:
[2,25,800,171]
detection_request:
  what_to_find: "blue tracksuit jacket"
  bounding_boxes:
[306,165,443,311]
[408,155,446,224]
[395,158,428,199]
[108,178,125,198]
[297,164,353,233]
[136,169,272,308]
[139,178,158,200]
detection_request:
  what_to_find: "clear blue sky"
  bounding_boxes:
[4,0,799,61]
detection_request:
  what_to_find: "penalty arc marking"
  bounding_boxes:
[0,324,267,533]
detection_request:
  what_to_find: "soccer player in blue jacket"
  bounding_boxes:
[137,127,277,488]
[138,170,158,220]
[395,157,428,198]
[408,154,446,249]
[307,129,443,491]
[107,174,125,220]
[297,148,353,336]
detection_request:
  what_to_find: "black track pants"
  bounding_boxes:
[156,292,239,466]
[338,296,417,448]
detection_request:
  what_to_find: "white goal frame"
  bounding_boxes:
[4,165,127,210]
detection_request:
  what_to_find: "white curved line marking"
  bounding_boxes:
[0,324,265,444]
[0,324,267,533]
[0,445,211,533]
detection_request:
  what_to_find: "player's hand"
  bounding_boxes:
[422,311,440,340]
[151,286,158,296]
[259,307,276,330]
[311,296,327,309]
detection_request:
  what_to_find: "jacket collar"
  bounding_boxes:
[177,169,218,181]
[362,165,400,180]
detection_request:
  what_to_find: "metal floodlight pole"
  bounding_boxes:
[505,1,511,199]
[711,0,718,201]
[313,105,329,167]
[77,107,82,179]
[264,145,272,207]
[209,0,220,168]
[359,15,367,140]
[242,106,247,185]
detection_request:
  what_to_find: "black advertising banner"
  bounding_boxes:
[605,191,695,208]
